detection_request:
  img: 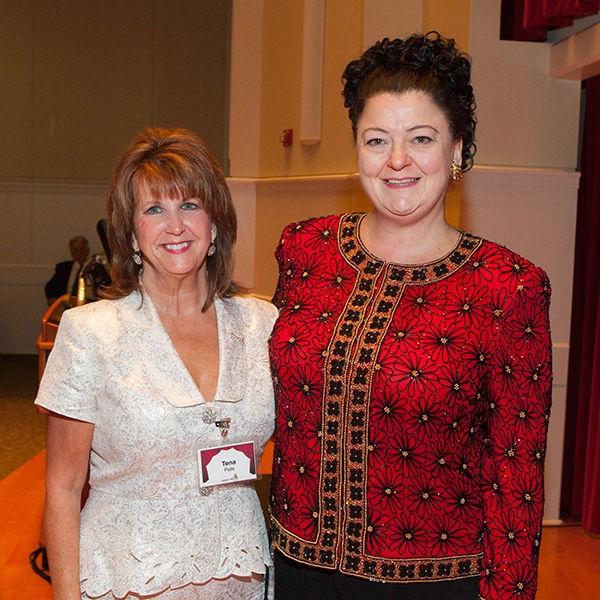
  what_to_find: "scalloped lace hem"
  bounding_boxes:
[82,571,267,599]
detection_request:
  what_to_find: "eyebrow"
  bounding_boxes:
[361,124,441,135]
[407,124,440,133]
[361,126,388,134]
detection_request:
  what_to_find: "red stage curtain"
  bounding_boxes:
[544,0,600,18]
[501,0,549,40]
[501,0,600,41]
[524,0,573,29]
[561,75,600,535]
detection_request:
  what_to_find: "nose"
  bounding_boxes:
[166,211,185,235]
[388,142,411,170]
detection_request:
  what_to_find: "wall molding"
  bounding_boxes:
[0,180,107,196]
[550,19,600,80]
[466,165,581,189]
[229,173,361,194]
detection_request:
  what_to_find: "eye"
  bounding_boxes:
[414,135,432,144]
[145,205,163,215]
[181,201,200,211]
[366,137,386,146]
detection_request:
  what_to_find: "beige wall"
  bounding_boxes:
[470,0,581,169]
[256,0,363,177]
[363,0,423,49]
[228,0,367,294]
[0,0,231,182]
[423,0,471,51]
[0,0,232,355]
[248,0,473,180]
[363,0,472,53]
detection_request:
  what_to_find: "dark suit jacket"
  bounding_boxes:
[45,260,75,301]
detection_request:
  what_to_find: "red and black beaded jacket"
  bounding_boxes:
[269,213,552,600]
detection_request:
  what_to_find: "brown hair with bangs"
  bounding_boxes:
[102,126,244,310]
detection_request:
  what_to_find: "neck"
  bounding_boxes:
[360,211,460,264]
[140,271,210,317]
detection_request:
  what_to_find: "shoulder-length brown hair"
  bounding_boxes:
[102,127,244,310]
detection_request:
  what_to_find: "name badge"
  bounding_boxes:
[198,441,257,488]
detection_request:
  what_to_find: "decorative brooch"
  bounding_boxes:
[202,406,231,437]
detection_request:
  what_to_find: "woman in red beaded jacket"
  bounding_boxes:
[269,32,552,600]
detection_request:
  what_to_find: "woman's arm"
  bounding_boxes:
[479,265,552,600]
[44,412,94,600]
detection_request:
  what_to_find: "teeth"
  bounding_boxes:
[164,242,189,250]
[387,178,417,185]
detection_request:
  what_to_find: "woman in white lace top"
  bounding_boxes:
[36,127,276,600]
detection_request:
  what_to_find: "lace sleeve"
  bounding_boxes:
[35,307,99,423]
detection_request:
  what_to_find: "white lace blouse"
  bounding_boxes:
[35,291,277,598]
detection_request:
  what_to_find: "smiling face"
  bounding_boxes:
[357,91,462,229]
[132,180,214,286]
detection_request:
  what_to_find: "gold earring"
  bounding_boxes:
[450,161,462,182]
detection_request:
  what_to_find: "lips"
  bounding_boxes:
[163,241,191,252]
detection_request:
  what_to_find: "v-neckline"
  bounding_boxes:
[123,291,247,407]
[146,292,223,405]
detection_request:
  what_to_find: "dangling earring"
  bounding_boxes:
[132,251,142,265]
[450,161,462,182]
[207,242,216,257]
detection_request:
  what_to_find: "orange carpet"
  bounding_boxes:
[0,450,52,600]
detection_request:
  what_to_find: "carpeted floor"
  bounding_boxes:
[0,354,46,481]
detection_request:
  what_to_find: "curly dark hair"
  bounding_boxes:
[342,31,476,172]
[102,127,244,310]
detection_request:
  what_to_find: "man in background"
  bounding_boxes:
[44,236,90,306]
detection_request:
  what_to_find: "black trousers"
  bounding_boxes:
[274,551,479,600]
